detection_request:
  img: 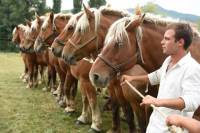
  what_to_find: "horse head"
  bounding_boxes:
[34,12,71,53]
[62,5,101,65]
[62,5,130,65]
[12,25,21,44]
[89,15,145,88]
[20,15,44,53]
[51,12,83,57]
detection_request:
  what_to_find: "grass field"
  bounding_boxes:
[0,52,128,133]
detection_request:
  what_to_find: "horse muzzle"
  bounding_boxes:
[89,72,109,88]
[62,53,77,65]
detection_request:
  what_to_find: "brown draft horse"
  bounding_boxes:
[89,14,200,131]
[12,24,41,88]
[19,14,57,91]
[61,5,140,133]
[34,12,79,110]
[50,12,103,132]
[12,24,28,82]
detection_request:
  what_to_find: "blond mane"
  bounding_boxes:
[74,7,130,36]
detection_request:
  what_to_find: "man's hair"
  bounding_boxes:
[167,23,193,50]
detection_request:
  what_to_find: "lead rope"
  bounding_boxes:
[125,80,183,133]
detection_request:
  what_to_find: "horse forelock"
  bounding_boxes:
[64,14,78,31]
[74,9,100,35]
[104,17,131,46]
[54,13,72,26]
[12,27,17,35]
[41,17,49,30]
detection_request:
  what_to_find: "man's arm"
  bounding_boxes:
[120,74,149,85]
[140,95,185,110]
[166,114,200,133]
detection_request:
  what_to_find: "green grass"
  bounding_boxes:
[0,52,128,133]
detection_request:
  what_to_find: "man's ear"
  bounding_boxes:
[178,38,185,47]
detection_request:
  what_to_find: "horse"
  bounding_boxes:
[12,24,44,88]
[32,12,76,108]
[89,13,200,131]
[61,5,141,133]
[48,11,104,132]
[12,24,28,82]
[18,14,58,91]
[33,12,80,112]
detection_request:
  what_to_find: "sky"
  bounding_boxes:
[46,0,200,16]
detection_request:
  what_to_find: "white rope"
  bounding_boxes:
[125,80,183,133]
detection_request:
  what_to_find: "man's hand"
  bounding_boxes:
[166,114,181,127]
[140,95,158,107]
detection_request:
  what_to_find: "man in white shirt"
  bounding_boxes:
[121,23,200,133]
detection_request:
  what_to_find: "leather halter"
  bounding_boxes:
[97,28,142,78]
[55,38,65,46]
[38,25,59,48]
[68,34,98,51]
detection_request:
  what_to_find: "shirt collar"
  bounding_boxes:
[173,52,191,67]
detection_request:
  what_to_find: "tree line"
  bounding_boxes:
[0,0,105,51]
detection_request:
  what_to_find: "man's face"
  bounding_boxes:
[161,29,179,55]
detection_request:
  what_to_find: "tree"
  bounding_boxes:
[142,2,158,14]
[88,0,106,8]
[0,0,50,51]
[52,0,61,13]
[72,0,82,13]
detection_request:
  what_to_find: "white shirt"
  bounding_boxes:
[146,53,200,133]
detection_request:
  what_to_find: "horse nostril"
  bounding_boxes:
[93,73,100,81]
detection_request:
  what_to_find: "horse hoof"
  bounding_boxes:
[75,120,86,125]
[42,87,48,92]
[64,111,75,116]
[58,101,66,108]
[88,128,101,133]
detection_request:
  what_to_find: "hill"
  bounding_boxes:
[127,4,200,22]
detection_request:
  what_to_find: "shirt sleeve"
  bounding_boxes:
[180,65,200,112]
[148,68,162,85]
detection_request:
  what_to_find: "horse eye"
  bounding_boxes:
[114,42,123,48]
[41,27,45,32]
[31,28,35,32]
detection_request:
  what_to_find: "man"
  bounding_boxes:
[121,23,200,133]
[166,114,200,133]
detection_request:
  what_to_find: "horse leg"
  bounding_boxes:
[39,65,46,85]
[33,64,39,88]
[76,79,90,125]
[70,75,78,112]
[64,71,78,113]
[121,103,135,133]
[27,63,34,89]
[55,66,66,108]
[85,79,102,132]
[106,86,121,133]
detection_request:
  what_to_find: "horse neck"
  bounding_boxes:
[139,23,167,72]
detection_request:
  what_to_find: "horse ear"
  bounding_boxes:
[126,14,145,31]
[83,3,94,19]
[25,19,31,27]
[135,5,142,16]
[16,25,19,30]
[49,12,54,23]
[35,12,39,19]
